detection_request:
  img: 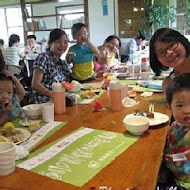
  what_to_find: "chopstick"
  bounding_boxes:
[149,103,155,112]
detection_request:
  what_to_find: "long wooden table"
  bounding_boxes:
[0,91,171,190]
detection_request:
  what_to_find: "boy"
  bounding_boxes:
[66,23,99,82]
[165,73,190,189]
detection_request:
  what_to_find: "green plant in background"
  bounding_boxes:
[140,0,190,38]
[140,2,175,38]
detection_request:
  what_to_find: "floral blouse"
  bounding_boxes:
[165,121,190,188]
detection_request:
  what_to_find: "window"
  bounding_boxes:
[0,6,31,45]
[56,4,84,41]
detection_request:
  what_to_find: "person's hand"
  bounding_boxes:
[66,52,76,63]
[4,70,18,84]
[82,34,89,43]
[2,102,13,116]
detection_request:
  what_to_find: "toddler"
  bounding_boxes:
[165,73,190,189]
[66,23,99,82]
[0,72,25,126]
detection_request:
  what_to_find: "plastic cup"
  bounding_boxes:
[0,142,16,176]
[42,103,54,122]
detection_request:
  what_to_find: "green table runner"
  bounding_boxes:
[17,127,138,186]
[17,127,138,187]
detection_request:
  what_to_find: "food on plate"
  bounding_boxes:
[128,91,137,98]
[0,122,25,143]
[80,90,96,99]
[93,99,105,111]
[134,109,154,119]
[0,136,8,142]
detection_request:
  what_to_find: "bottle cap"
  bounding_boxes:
[52,82,65,92]
[109,80,121,90]
[141,57,148,63]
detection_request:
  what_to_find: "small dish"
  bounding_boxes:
[123,115,149,135]
[22,104,42,119]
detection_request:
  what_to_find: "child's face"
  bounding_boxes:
[106,38,120,53]
[0,81,13,108]
[74,27,88,43]
[169,90,190,127]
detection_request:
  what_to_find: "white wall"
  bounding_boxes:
[88,0,116,46]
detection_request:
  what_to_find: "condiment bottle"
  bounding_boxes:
[141,57,149,72]
[52,82,65,114]
[109,80,122,111]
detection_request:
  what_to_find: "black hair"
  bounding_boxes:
[0,50,5,72]
[137,31,146,41]
[166,73,190,105]
[149,28,190,76]
[0,39,4,45]
[71,23,86,38]
[104,35,121,48]
[9,34,20,47]
[48,29,67,44]
[27,35,36,40]
[0,73,13,83]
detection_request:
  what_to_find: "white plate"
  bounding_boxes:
[125,112,169,126]
[19,119,41,127]
[3,128,31,145]
[15,128,31,145]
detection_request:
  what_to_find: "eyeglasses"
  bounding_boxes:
[157,42,178,58]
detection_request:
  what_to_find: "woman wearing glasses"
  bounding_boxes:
[149,28,190,93]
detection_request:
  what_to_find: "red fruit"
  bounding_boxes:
[93,100,104,110]
[62,81,73,90]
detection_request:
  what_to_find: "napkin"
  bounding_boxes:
[122,97,139,107]
[140,92,153,97]
[15,145,29,160]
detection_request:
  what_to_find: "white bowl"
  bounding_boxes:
[123,115,149,135]
[22,104,42,119]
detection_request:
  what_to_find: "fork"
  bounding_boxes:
[149,103,155,112]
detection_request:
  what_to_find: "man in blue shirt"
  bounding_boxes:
[121,32,146,62]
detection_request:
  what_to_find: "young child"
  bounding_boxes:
[94,35,121,78]
[165,73,190,189]
[0,51,25,126]
[66,23,99,82]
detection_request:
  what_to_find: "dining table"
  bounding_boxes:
[0,86,171,190]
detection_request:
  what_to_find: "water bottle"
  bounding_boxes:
[109,80,122,111]
[52,82,65,114]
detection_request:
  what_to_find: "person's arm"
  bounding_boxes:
[66,48,75,64]
[162,76,172,94]
[32,68,53,98]
[4,70,25,101]
[83,35,100,56]
[129,39,137,55]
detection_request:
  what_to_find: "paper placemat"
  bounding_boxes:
[17,127,138,187]
[13,119,66,151]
